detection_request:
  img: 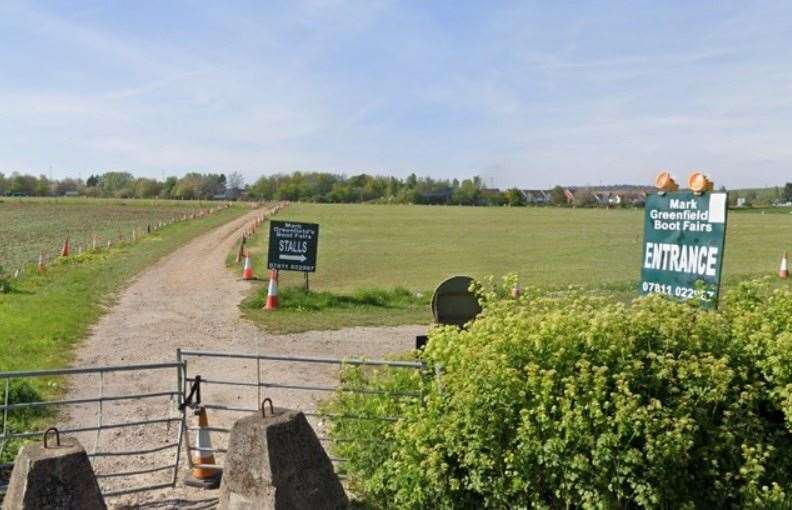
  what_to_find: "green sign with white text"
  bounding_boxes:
[640,191,728,307]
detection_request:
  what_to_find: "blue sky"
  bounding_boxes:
[1,1,790,188]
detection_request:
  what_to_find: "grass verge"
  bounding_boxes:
[226,224,432,333]
[0,205,247,461]
[240,286,431,334]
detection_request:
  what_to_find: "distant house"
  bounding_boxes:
[615,191,646,207]
[521,189,551,204]
[586,190,646,207]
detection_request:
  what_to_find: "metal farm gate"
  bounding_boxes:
[0,362,184,498]
[0,349,427,499]
[176,349,427,479]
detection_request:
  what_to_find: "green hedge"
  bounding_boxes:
[326,278,792,509]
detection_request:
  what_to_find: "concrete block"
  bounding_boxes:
[219,408,347,510]
[3,432,106,510]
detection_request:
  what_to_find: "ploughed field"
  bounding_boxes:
[266,203,792,294]
[0,197,219,272]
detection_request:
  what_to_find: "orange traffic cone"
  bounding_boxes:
[780,252,789,279]
[242,252,254,280]
[185,406,221,489]
[264,270,279,310]
[61,237,70,257]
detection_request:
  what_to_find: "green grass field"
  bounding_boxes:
[0,197,221,272]
[0,205,247,372]
[0,200,249,463]
[235,203,792,332]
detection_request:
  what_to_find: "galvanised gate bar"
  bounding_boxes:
[0,348,428,498]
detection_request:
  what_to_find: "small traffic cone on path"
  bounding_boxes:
[242,252,254,280]
[185,406,221,489]
[264,270,279,310]
[780,252,789,279]
[61,237,70,257]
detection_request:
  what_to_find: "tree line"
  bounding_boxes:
[2,169,791,207]
[0,171,245,200]
[247,173,528,205]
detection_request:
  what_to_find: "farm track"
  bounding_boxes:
[61,207,421,508]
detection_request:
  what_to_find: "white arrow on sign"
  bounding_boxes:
[280,254,307,262]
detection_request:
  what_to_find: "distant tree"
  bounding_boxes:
[172,173,219,200]
[249,176,276,200]
[55,178,81,195]
[33,175,51,196]
[504,188,526,206]
[82,186,101,197]
[385,177,401,199]
[8,173,35,195]
[86,174,99,187]
[161,176,178,198]
[134,178,162,198]
[452,179,481,205]
[550,186,567,206]
[573,189,596,207]
[783,183,792,202]
[314,173,337,198]
[99,172,134,197]
[0,173,6,195]
[227,172,245,192]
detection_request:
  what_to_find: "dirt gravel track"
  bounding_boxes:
[60,206,422,508]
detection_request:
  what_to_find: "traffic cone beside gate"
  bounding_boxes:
[185,406,221,489]
[61,237,69,257]
[780,252,789,279]
[242,252,254,280]
[264,270,279,310]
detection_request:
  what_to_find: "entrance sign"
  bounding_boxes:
[640,191,728,306]
[267,221,319,272]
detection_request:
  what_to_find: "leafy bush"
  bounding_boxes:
[327,278,792,509]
